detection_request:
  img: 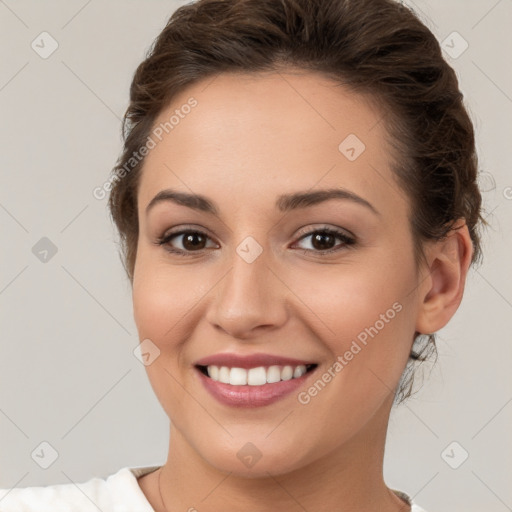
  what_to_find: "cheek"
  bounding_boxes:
[132,254,186,344]
[287,254,414,342]
[131,257,196,416]
[291,267,416,437]
[286,253,417,393]
[132,254,215,353]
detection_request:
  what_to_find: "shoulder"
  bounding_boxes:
[0,465,161,512]
[411,504,429,512]
[393,488,430,512]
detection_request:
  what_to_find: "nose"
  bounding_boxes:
[205,245,289,340]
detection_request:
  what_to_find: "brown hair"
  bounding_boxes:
[108,0,487,402]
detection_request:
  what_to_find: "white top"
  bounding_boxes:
[0,465,428,511]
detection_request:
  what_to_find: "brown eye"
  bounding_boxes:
[294,228,355,254]
[180,232,207,251]
[310,232,337,251]
[157,229,218,255]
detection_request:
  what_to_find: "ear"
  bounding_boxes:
[415,219,474,335]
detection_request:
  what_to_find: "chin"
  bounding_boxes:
[189,430,318,478]
[208,451,305,479]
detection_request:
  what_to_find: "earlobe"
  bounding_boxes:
[415,220,474,335]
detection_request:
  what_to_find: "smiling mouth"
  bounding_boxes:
[196,363,318,386]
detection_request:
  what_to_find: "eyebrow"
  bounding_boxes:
[145,187,380,217]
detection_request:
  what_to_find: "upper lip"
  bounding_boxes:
[194,353,317,369]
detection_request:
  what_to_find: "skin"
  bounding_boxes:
[131,69,473,512]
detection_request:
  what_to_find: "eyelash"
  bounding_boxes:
[155,226,356,257]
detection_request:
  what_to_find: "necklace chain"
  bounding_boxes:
[156,465,408,512]
[158,467,167,511]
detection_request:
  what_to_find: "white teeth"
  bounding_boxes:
[218,366,230,384]
[294,365,307,378]
[205,364,311,386]
[267,365,281,383]
[281,365,293,380]
[247,367,267,386]
[229,367,247,385]
[208,365,219,381]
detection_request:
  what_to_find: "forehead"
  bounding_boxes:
[137,70,406,219]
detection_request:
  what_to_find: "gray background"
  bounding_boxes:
[0,1,511,511]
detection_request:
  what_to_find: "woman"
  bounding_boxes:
[0,0,486,510]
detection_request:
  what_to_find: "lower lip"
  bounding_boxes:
[196,367,316,408]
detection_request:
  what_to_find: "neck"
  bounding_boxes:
[156,396,408,512]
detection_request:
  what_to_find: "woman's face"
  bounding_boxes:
[132,70,426,476]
